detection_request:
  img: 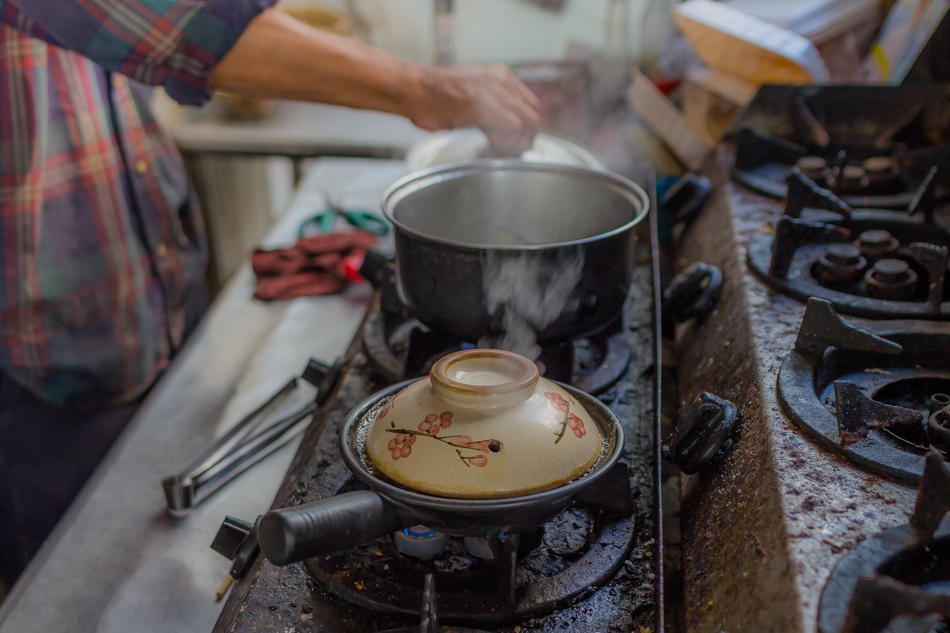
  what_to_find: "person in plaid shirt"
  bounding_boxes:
[0,0,541,587]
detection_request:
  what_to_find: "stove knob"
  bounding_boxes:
[662,262,723,326]
[664,392,738,475]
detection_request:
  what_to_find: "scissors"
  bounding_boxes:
[298,198,390,237]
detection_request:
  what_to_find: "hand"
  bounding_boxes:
[410,64,543,157]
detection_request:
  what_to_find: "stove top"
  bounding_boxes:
[746,167,950,320]
[777,297,950,484]
[818,451,950,633]
[730,85,950,210]
[212,216,663,633]
[667,88,950,633]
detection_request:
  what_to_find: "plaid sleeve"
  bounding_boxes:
[0,0,276,106]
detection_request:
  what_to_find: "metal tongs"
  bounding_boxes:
[162,357,342,516]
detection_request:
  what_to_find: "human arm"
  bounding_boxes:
[209,8,542,155]
[0,0,270,106]
[0,0,541,154]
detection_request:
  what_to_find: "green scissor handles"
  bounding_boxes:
[298,204,390,238]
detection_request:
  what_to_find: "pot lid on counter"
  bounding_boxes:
[363,349,603,499]
[405,128,606,172]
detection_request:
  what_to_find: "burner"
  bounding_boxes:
[303,465,636,626]
[395,526,451,560]
[730,85,950,209]
[747,170,950,319]
[362,309,632,394]
[818,452,950,633]
[863,156,903,195]
[733,126,949,210]
[777,298,950,483]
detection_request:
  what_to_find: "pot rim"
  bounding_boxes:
[381,160,650,251]
[404,128,608,173]
[340,378,625,513]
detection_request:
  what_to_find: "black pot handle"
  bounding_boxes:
[258,490,406,565]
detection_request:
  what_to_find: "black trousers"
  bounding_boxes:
[0,376,140,587]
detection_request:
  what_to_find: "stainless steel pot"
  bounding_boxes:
[381,161,650,343]
[257,380,624,566]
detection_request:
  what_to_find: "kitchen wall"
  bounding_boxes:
[315,0,653,64]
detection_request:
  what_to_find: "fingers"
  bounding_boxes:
[410,63,543,155]
[479,65,542,156]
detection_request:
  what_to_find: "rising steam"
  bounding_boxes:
[479,248,585,359]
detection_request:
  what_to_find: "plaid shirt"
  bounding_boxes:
[0,0,274,406]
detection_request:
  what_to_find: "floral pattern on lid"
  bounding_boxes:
[384,410,501,467]
[544,391,587,442]
[364,349,602,499]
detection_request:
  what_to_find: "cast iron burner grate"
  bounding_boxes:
[777,298,950,484]
[730,85,950,209]
[819,452,950,633]
[362,309,631,394]
[747,169,950,319]
[303,465,635,626]
[378,573,491,633]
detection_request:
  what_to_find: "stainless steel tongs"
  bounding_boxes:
[162,357,342,516]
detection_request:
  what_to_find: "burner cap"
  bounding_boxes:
[871,258,911,280]
[865,259,918,301]
[826,244,863,266]
[862,156,898,175]
[858,230,893,248]
[814,244,867,286]
[797,156,828,171]
[394,526,450,560]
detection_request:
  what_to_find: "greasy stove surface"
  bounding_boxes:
[670,148,948,633]
[213,235,662,633]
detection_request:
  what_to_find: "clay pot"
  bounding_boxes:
[365,349,602,499]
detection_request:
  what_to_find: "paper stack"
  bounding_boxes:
[722,0,881,45]
[672,0,830,85]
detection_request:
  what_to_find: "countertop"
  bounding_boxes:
[171,99,426,158]
[0,158,408,633]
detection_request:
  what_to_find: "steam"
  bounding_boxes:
[479,248,585,359]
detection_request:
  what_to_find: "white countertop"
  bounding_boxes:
[172,99,427,158]
[0,158,408,633]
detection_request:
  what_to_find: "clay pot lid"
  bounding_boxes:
[364,349,603,499]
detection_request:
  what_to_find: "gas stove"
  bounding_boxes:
[211,207,663,632]
[670,84,950,633]
[776,297,950,485]
[746,168,949,319]
[730,85,950,209]
[818,451,950,633]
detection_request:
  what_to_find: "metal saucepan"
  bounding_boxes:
[258,379,624,566]
[381,161,650,343]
